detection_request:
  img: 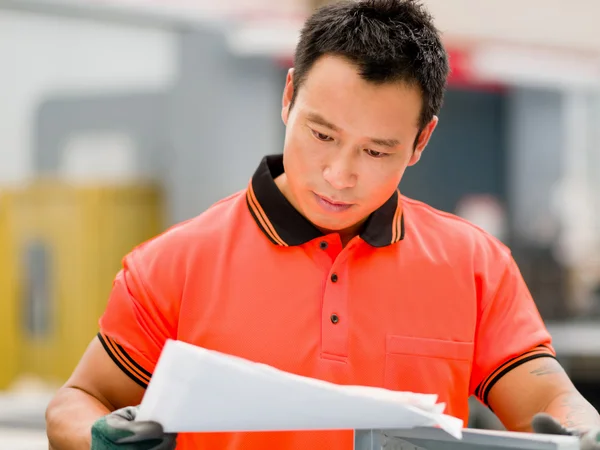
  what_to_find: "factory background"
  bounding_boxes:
[0,0,599,446]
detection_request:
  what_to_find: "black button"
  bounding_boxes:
[331,273,338,283]
[319,241,328,250]
[330,313,339,324]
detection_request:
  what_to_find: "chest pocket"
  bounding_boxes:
[384,335,473,415]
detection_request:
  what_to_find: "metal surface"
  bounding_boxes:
[354,428,580,450]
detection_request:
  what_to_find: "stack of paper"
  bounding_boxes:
[137,340,463,439]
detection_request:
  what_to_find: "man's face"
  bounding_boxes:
[278,55,438,235]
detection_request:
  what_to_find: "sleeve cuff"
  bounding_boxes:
[97,332,152,388]
[474,344,556,407]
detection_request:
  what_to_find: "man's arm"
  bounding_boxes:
[46,337,146,449]
[487,356,600,434]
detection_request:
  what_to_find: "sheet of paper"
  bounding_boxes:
[137,340,464,438]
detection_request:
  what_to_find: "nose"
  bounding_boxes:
[323,154,357,190]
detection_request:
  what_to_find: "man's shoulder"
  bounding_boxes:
[131,188,249,259]
[401,195,510,257]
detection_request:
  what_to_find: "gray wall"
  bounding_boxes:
[400,88,507,214]
[506,88,563,246]
[35,91,169,179]
[166,29,285,223]
[33,28,287,227]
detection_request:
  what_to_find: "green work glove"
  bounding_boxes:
[532,413,600,450]
[91,406,177,450]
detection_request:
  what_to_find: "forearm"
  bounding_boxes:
[544,390,600,434]
[46,386,111,450]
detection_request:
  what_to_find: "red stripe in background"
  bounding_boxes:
[446,48,506,93]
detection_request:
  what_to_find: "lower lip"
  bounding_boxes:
[314,193,353,213]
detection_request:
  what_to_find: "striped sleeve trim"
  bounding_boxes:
[97,332,152,388]
[475,345,556,407]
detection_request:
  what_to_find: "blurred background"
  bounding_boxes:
[0,0,599,447]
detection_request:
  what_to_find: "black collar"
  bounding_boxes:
[246,155,405,247]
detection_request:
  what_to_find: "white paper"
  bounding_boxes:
[137,340,463,439]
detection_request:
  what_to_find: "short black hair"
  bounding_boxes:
[292,0,449,133]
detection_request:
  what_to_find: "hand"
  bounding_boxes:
[91,406,177,450]
[532,413,600,450]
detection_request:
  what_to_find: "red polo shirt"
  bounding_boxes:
[98,154,555,450]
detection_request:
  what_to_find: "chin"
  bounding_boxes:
[298,194,360,231]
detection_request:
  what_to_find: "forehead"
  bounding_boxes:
[296,55,423,132]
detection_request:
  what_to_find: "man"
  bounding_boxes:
[46,1,600,449]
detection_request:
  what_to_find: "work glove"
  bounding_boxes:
[91,406,177,450]
[532,413,600,450]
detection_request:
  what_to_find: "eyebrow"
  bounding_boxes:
[306,112,400,148]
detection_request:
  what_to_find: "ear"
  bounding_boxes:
[282,68,295,125]
[408,116,438,166]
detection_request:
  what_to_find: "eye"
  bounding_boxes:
[365,149,388,158]
[311,130,333,142]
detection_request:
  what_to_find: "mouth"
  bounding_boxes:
[313,193,354,213]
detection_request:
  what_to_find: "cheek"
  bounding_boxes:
[284,134,314,185]
[286,128,324,169]
[361,166,404,200]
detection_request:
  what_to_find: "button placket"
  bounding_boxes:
[321,251,353,360]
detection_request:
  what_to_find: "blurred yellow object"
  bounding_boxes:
[0,181,163,387]
[0,190,20,390]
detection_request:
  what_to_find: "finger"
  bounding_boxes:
[531,413,571,436]
[153,433,177,450]
[92,416,136,446]
[114,421,166,444]
[113,406,139,422]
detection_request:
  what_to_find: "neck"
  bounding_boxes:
[316,221,365,248]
